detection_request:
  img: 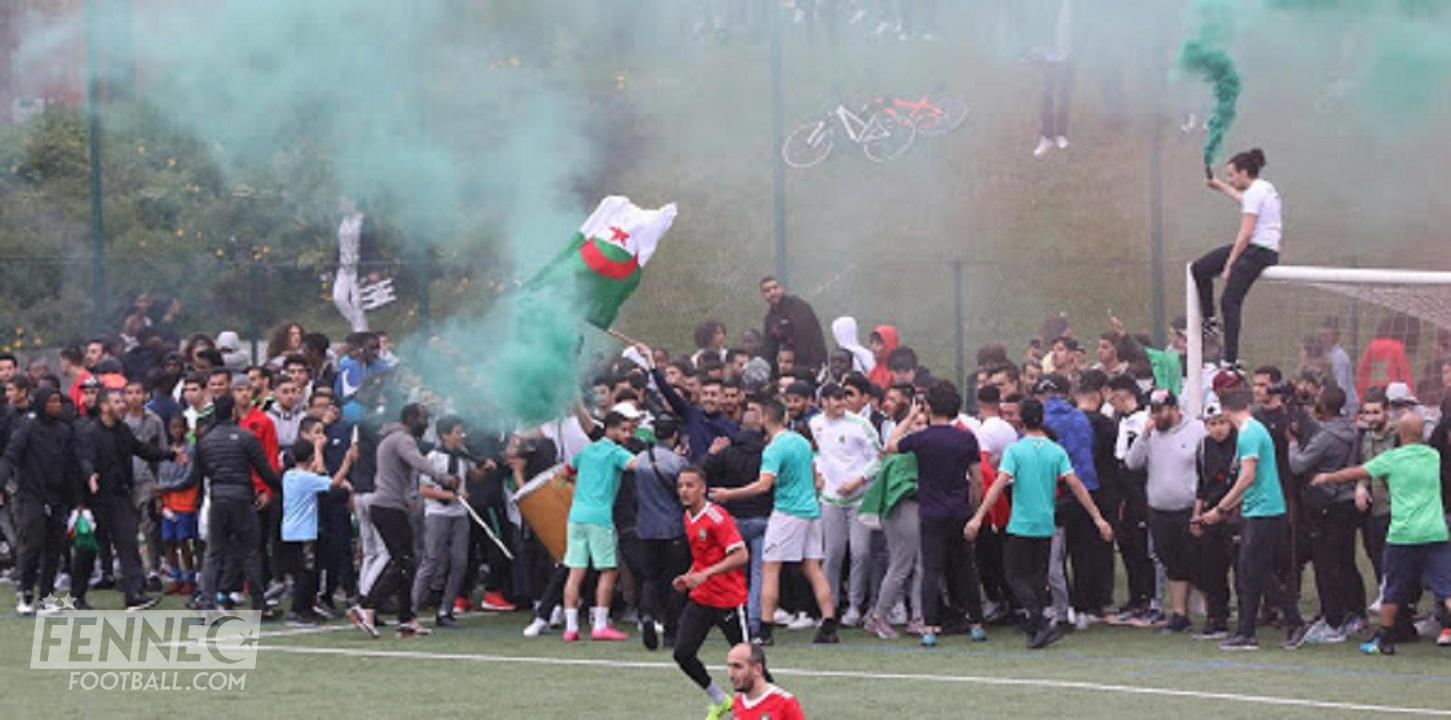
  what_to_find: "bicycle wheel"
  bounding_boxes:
[783,121,834,169]
[861,114,915,163]
[916,90,969,136]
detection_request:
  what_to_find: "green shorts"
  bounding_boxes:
[564,522,617,570]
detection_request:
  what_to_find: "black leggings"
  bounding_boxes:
[1005,534,1052,632]
[1193,524,1236,623]
[1191,243,1278,364]
[364,505,417,623]
[920,515,983,626]
[673,601,748,692]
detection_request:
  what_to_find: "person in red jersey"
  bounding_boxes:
[727,643,804,720]
[672,466,750,720]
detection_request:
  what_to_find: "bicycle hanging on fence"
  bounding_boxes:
[782,88,969,169]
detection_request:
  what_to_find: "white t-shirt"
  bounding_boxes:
[974,416,1019,465]
[1241,179,1282,253]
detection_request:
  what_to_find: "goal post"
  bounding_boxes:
[1184,263,1451,417]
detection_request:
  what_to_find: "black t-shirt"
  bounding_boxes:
[898,424,980,520]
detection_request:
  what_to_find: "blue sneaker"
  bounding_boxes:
[969,625,988,642]
[1360,630,1395,656]
[920,632,938,647]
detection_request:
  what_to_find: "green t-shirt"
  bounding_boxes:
[568,438,634,527]
[1363,444,1450,545]
[1000,437,1073,539]
[1236,418,1285,518]
[762,430,820,519]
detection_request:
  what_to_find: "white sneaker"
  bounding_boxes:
[1054,135,1070,149]
[1414,616,1439,637]
[17,598,35,616]
[841,607,863,627]
[522,618,548,638]
[788,612,817,630]
[887,602,909,626]
[773,609,794,626]
[54,573,71,593]
[548,605,564,628]
[1033,136,1054,158]
[1075,612,1101,631]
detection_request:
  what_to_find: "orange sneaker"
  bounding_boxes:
[480,591,517,612]
[590,626,628,641]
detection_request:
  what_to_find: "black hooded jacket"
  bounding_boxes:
[185,418,281,502]
[79,414,175,500]
[701,428,771,519]
[1,387,83,507]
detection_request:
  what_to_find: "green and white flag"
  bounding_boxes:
[528,196,678,330]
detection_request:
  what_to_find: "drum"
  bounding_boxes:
[514,463,574,562]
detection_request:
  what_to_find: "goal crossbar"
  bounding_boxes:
[1184,264,1451,416]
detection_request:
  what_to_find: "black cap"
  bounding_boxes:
[1033,374,1069,396]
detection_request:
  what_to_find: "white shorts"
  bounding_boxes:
[762,511,825,563]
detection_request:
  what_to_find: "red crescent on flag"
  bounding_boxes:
[579,238,639,280]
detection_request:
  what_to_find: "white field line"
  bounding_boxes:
[250,643,1451,716]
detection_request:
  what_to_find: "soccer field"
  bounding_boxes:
[2,587,1449,719]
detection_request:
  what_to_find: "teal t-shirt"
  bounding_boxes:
[1363,444,1450,545]
[1236,417,1286,518]
[569,438,634,527]
[762,430,820,519]
[1000,437,1073,538]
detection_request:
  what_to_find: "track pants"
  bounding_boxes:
[14,496,65,602]
[199,498,264,609]
[1236,515,1303,638]
[73,495,144,602]
[364,505,416,623]
[1005,534,1053,632]
[673,600,748,691]
[412,513,469,614]
[919,515,982,627]
[821,501,873,613]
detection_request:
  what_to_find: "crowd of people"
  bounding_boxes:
[2,265,1451,716]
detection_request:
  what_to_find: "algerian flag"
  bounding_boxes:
[528,196,678,330]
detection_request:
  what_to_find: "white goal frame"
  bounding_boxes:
[1185,263,1451,417]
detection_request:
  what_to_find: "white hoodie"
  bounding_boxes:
[831,316,876,375]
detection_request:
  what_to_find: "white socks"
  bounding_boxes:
[565,608,580,634]
[706,682,729,704]
[590,606,609,631]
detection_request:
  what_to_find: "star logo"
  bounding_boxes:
[40,593,59,612]
[238,631,260,648]
[56,593,78,611]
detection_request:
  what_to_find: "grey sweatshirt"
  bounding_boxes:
[372,422,449,512]
[1125,414,1206,512]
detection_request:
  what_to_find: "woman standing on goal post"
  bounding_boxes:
[1192,148,1282,370]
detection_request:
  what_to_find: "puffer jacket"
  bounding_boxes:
[0,388,84,507]
[187,419,280,502]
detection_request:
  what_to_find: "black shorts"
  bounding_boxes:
[1149,508,1194,583]
[1382,541,1451,605]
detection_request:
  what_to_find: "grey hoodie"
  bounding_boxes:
[1125,414,1206,512]
[372,422,449,512]
[1289,415,1358,506]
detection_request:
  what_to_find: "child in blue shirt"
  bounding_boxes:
[280,418,355,625]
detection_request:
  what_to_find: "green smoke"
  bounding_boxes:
[1178,1,1240,167]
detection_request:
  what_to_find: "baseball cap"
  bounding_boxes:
[1211,369,1244,393]
[1149,388,1177,408]
[1202,397,1224,419]
[1385,382,1419,406]
[610,402,643,421]
[1033,374,1069,396]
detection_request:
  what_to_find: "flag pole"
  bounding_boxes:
[601,327,644,348]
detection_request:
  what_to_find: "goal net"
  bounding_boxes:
[1185,264,1451,417]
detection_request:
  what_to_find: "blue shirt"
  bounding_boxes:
[762,430,819,519]
[1001,437,1074,538]
[634,445,687,540]
[1236,417,1286,518]
[1043,396,1098,491]
[282,469,333,542]
[569,438,635,527]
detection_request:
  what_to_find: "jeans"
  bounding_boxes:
[735,515,768,633]
[1236,515,1303,638]
[1191,243,1279,364]
[821,501,873,613]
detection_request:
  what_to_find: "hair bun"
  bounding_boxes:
[1250,148,1266,167]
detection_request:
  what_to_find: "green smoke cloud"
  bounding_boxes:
[1179,1,1240,167]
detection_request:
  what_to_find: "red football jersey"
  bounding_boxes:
[683,502,747,609]
[733,686,804,720]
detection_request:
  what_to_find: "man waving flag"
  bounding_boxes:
[528,196,678,330]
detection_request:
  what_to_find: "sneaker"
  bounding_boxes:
[772,609,794,626]
[1301,618,1332,644]
[1194,621,1230,641]
[146,574,163,593]
[1360,629,1395,655]
[970,625,988,642]
[1033,136,1054,158]
[434,614,459,629]
[1054,135,1069,149]
[523,618,548,637]
[1281,623,1310,650]
[591,626,628,642]
[706,696,733,720]
[1218,635,1259,651]
[1137,608,1166,626]
[562,629,580,642]
[480,591,516,612]
[755,625,774,647]
[126,595,161,612]
[453,596,473,616]
[396,620,431,637]
[905,619,927,636]
[787,612,816,630]
[1160,614,1193,634]
[920,631,937,647]
[641,616,659,651]
[259,606,282,622]
[1414,616,1440,638]
[53,573,71,593]
[286,612,320,627]
[548,605,564,628]
[1437,628,1451,647]
[841,607,863,628]
[1202,317,1222,341]
[17,596,35,616]
[1027,624,1063,650]
[1339,616,1366,637]
[348,605,378,638]
[311,603,336,621]
[1074,612,1101,632]
[864,614,898,640]
[813,624,839,644]
[887,603,909,626]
